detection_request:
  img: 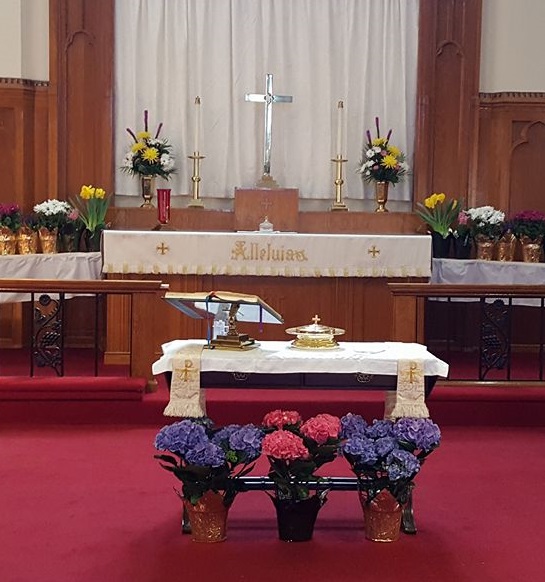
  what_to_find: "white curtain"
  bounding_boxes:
[114,0,419,202]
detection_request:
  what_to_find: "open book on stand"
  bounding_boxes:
[163,290,284,349]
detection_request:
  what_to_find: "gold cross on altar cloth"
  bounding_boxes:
[401,362,419,384]
[180,359,194,381]
[367,245,380,258]
[156,242,169,255]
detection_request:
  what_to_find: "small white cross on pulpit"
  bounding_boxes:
[245,73,293,187]
[312,314,321,325]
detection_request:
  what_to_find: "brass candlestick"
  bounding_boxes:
[188,152,205,208]
[330,155,349,211]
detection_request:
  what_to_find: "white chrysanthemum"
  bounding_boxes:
[122,152,134,169]
[373,146,382,153]
[160,153,174,171]
[366,149,375,158]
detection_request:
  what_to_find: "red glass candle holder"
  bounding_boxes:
[157,189,171,224]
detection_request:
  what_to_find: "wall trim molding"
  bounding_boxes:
[480,92,545,104]
[0,78,49,87]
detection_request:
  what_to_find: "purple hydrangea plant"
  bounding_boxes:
[340,414,441,504]
[155,418,265,506]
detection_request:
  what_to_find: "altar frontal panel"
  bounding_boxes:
[103,231,431,278]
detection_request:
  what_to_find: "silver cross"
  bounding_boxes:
[245,73,293,181]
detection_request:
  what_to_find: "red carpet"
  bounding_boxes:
[3,349,545,581]
[2,424,545,582]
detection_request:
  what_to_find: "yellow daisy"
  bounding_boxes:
[388,145,401,158]
[142,147,159,162]
[381,154,398,169]
[131,142,145,153]
[372,137,387,147]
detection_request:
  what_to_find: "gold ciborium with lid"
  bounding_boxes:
[286,314,345,349]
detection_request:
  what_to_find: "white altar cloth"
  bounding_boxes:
[0,252,102,303]
[103,230,432,278]
[152,339,449,378]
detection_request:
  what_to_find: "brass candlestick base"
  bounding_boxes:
[188,153,205,208]
[330,156,349,211]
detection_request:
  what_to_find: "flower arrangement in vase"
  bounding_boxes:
[70,185,111,252]
[358,117,409,212]
[154,418,264,542]
[261,409,342,541]
[340,414,441,542]
[415,193,460,258]
[122,110,175,208]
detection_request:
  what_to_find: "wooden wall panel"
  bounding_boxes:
[0,80,49,210]
[414,0,482,206]
[0,103,17,202]
[50,0,114,200]
[105,272,426,364]
[477,93,545,214]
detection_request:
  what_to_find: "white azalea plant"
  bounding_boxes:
[465,205,505,240]
[33,199,74,232]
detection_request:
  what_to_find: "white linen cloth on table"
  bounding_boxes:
[0,252,103,303]
[152,340,449,378]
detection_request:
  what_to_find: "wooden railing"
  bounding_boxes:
[0,279,167,390]
[389,283,545,384]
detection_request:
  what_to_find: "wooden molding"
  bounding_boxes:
[0,78,49,87]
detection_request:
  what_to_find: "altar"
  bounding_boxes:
[101,230,432,365]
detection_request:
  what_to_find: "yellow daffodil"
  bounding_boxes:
[72,184,111,233]
[416,193,460,238]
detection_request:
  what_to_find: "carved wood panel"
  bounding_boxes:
[477,93,545,214]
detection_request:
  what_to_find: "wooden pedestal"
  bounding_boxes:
[234,188,299,232]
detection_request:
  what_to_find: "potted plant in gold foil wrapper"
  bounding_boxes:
[510,210,545,263]
[0,203,22,255]
[154,418,264,542]
[340,414,441,542]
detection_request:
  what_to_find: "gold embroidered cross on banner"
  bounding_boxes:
[156,242,169,255]
[180,359,195,382]
[367,245,380,258]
